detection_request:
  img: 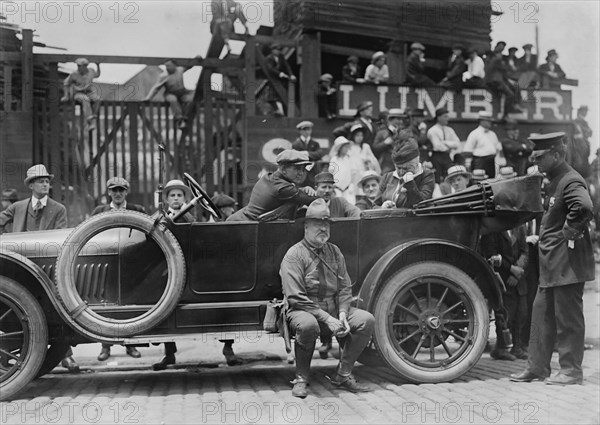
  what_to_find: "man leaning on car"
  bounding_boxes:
[92,177,145,362]
[280,199,375,398]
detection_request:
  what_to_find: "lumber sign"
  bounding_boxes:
[337,84,572,122]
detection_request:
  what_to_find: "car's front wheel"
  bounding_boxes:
[373,262,489,383]
[0,276,48,401]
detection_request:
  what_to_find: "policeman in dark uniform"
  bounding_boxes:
[510,132,595,385]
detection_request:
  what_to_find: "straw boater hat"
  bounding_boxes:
[471,169,489,182]
[24,164,54,186]
[477,111,494,122]
[163,179,192,199]
[498,166,517,179]
[387,108,406,119]
[445,165,471,183]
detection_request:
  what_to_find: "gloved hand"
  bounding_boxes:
[526,235,539,245]
[402,172,415,183]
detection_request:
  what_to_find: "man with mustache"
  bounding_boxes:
[280,199,375,398]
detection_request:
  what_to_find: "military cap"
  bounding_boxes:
[24,164,54,185]
[392,139,419,165]
[163,179,191,199]
[411,42,425,51]
[314,172,336,185]
[106,177,129,190]
[275,149,312,166]
[305,198,330,221]
[528,132,565,151]
[296,121,314,130]
[211,193,237,208]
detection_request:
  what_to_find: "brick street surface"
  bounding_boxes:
[2,279,599,425]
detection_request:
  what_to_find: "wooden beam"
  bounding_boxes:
[0,52,243,68]
[299,33,320,118]
[230,33,297,47]
[320,43,375,60]
[244,40,256,117]
[21,29,34,112]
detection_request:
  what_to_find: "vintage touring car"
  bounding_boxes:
[0,173,543,400]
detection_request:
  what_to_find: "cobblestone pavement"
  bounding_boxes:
[2,283,599,425]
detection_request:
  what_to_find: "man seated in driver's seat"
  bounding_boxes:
[227,150,319,221]
[164,179,194,223]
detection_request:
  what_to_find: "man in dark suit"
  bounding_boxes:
[264,43,296,116]
[292,121,327,187]
[372,109,406,174]
[0,165,79,372]
[516,43,538,89]
[439,44,467,92]
[353,101,376,148]
[501,119,534,176]
[538,49,566,89]
[93,177,145,362]
[227,150,318,222]
[481,225,530,360]
[405,42,436,87]
[511,132,595,385]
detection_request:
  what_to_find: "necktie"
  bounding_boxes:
[33,200,43,216]
[315,248,328,301]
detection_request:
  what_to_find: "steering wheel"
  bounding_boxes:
[171,173,223,222]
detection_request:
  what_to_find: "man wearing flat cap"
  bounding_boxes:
[511,132,595,385]
[406,42,436,87]
[440,44,467,91]
[280,199,374,397]
[501,119,534,176]
[372,108,407,174]
[427,107,461,183]
[292,121,327,187]
[316,74,338,120]
[463,111,503,178]
[62,58,101,130]
[380,137,435,208]
[93,177,146,362]
[227,150,318,221]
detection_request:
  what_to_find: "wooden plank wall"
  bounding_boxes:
[275,0,491,49]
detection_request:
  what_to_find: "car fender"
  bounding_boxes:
[0,249,125,344]
[357,238,503,312]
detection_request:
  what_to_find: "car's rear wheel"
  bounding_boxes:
[0,276,48,401]
[373,262,489,383]
[54,211,186,338]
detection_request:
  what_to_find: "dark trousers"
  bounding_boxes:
[526,283,585,378]
[522,246,540,346]
[472,155,496,178]
[164,342,177,356]
[431,151,453,183]
[287,307,375,380]
[504,286,529,350]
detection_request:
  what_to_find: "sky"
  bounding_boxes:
[3,0,598,153]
